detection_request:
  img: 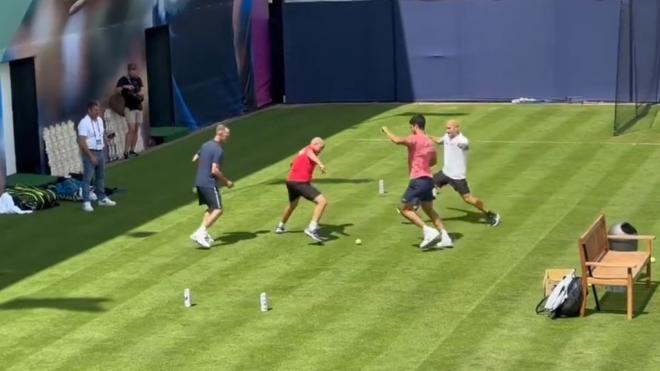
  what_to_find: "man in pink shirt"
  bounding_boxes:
[382,115,453,249]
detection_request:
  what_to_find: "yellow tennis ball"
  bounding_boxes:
[651,257,656,263]
[355,238,362,245]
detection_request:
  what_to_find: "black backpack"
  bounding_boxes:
[536,277,583,319]
[553,277,583,318]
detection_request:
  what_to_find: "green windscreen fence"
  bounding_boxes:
[613,0,660,136]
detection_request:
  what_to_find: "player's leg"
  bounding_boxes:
[419,202,453,248]
[276,183,301,233]
[301,184,325,242]
[419,177,452,248]
[400,178,441,248]
[432,171,452,192]
[191,187,222,248]
[129,110,143,155]
[123,108,134,159]
[453,179,500,226]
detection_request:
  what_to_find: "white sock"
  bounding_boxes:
[423,225,434,235]
[196,226,207,235]
[441,229,451,239]
[309,221,319,231]
[278,222,285,228]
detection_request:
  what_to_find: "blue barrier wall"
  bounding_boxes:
[283,0,395,103]
[283,0,644,103]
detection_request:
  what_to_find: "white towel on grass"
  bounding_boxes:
[0,192,33,215]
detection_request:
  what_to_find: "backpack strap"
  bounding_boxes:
[535,296,549,314]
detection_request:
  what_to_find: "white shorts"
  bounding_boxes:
[124,109,143,125]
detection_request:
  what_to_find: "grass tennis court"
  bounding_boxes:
[2,104,660,370]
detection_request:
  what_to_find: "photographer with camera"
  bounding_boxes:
[115,63,145,160]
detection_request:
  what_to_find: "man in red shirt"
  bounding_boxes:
[275,137,328,243]
[382,115,453,249]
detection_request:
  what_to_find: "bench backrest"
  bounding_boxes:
[578,214,609,266]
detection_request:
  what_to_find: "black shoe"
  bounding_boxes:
[129,151,139,157]
[123,152,129,160]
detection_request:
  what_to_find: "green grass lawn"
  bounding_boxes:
[2,104,660,370]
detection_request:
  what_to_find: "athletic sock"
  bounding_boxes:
[278,222,285,228]
[309,221,319,231]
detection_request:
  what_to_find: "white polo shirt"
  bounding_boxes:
[442,133,469,180]
[78,115,105,150]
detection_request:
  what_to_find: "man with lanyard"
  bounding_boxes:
[77,100,117,212]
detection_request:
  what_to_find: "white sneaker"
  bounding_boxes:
[82,202,94,212]
[436,235,454,248]
[304,228,324,243]
[190,232,211,249]
[205,232,214,244]
[275,225,287,234]
[420,228,440,249]
[98,197,117,206]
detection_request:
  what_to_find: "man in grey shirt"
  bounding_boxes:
[190,124,233,248]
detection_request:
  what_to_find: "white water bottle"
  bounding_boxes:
[184,288,192,308]
[378,179,385,195]
[260,292,269,312]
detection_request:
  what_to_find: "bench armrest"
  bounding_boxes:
[607,235,656,241]
[585,261,637,269]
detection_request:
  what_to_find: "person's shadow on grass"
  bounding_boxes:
[284,223,354,245]
[0,297,111,312]
[211,230,270,246]
[443,207,488,225]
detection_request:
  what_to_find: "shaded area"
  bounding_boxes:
[284,223,353,244]
[443,207,489,225]
[0,297,110,312]
[126,231,158,238]
[212,230,269,246]
[585,282,658,318]
[0,105,396,290]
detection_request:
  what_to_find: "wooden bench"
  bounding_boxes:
[578,214,655,319]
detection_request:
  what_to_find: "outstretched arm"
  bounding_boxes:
[381,127,407,145]
[428,134,443,144]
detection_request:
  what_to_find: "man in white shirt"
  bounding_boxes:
[430,120,500,227]
[78,100,117,212]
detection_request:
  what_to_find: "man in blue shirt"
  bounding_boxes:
[190,124,233,248]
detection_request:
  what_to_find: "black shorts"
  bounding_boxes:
[401,177,435,205]
[196,186,222,210]
[433,171,471,195]
[286,181,321,202]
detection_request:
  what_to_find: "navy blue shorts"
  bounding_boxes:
[401,177,435,205]
[196,186,222,210]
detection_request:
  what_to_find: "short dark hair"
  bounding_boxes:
[409,114,426,130]
[127,63,137,70]
[87,100,100,110]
